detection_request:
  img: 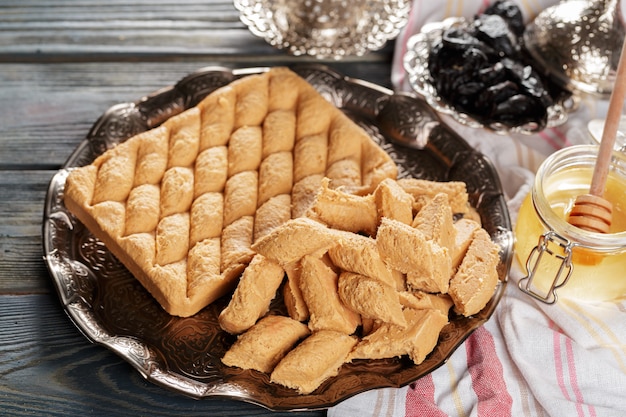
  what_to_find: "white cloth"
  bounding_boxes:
[329,1,626,416]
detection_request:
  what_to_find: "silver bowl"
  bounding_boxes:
[234,0,410,59]
[403,17,571,135]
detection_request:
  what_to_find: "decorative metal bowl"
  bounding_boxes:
[403,17,571,135]
[234,0,410,59]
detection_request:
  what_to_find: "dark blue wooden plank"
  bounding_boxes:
[0,294,327,416]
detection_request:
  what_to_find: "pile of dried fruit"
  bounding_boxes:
[428,0,554,130]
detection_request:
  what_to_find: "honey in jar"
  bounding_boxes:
[515,145,626,303]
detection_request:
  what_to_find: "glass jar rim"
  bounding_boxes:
[532,145,626,251]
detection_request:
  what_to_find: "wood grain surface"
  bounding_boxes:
[0,1,397,415]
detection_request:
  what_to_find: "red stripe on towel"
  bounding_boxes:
[538,129,563,151]
[479,0,492,12]
[466,326,513,416]
[549,126,568,147]
[405,375,447,417]
[551,322,577,414]
[565,338,597,417]
[551,320,596,417]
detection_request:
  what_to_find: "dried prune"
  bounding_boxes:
[477,62,507,86]
[477,80,519,109]
[484,0,525,37]
[473,14,519,58]
[441,26,484,51]
[492,94,547,127]
[427,0,555,130]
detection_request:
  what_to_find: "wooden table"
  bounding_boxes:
[0,2,396,415]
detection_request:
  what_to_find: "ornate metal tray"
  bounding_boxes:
[43,64,513,411]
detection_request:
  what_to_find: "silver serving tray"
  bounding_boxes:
[43,64,513,411]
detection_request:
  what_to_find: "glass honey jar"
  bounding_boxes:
[515,145,626,303]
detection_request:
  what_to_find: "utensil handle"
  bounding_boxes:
[591,35,626,196]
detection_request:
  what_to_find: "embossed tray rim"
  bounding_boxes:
[43,64,513,411]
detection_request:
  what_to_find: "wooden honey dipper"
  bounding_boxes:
[567,37,626,233]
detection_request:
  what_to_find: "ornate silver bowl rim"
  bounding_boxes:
[234,0,411,59]
[42,64,513,410]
